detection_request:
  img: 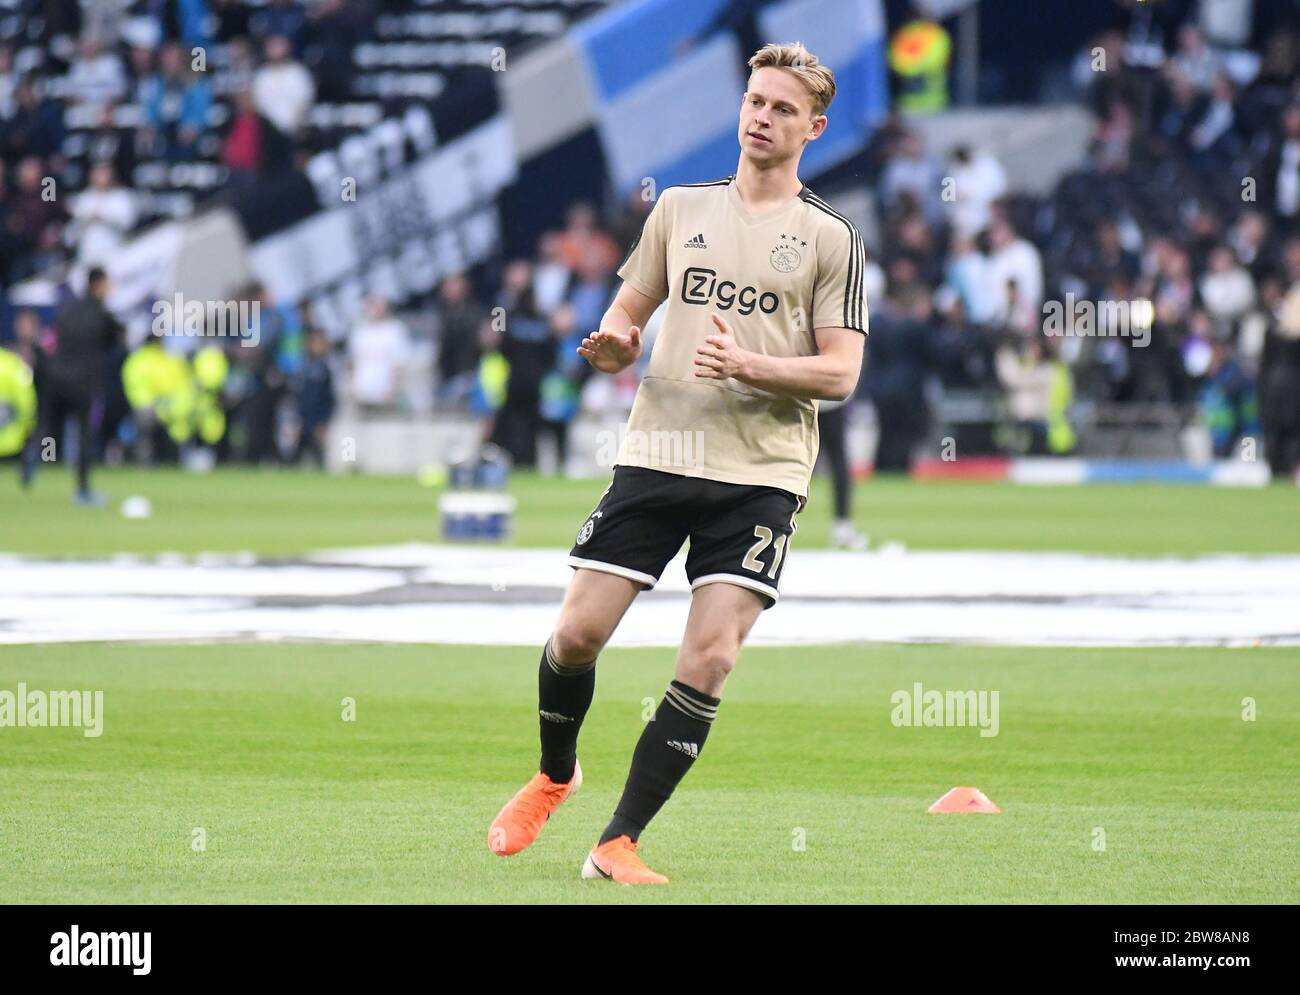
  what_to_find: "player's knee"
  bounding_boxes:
[550,618,607,664]
[679,642,736,687]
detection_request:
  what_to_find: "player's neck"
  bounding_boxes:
[733,158,803,213]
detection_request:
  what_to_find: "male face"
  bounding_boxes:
[738,66,825,166]
[15,310,38,342]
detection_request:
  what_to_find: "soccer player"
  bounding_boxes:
[488,42,867,884]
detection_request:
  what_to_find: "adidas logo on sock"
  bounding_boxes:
[666,740,699,757]
[683,233,707,249]
[540,709,574,723]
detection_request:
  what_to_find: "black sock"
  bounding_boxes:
[538,636,595,784]
[599,680,720,844]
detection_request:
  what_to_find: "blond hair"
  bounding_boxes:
[747,42,836,118]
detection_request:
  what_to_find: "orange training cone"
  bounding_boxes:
[928,786,1000,813]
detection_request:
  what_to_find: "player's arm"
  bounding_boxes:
[696,218,869,399]
[577,281,663,375]
[580,190,673,375]
[693,316,864,401]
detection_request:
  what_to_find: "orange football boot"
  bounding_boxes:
[581,834,669,885]
[487,760,582,856]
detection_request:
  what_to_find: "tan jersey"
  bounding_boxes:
[614,174,867,501]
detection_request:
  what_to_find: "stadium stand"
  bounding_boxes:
[2,0,1299,481]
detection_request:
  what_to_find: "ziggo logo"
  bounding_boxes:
[680,267,780,316]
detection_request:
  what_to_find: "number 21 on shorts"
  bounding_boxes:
[743,526,787,579]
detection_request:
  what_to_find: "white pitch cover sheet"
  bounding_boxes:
[1,547,1297,648]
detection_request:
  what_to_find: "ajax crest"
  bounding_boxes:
[770,233,805,273]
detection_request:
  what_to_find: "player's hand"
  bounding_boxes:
[577,325,642,373]
[693,313,749,381]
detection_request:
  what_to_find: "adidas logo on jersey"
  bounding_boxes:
[683,233,707,249]
[540,709,574,723]
[666,740,699,757]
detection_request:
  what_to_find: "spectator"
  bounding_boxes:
[222,89,264,174]
[1172,24,1221,93]
[1259,241,1300,478]
[1085,220,1141,295]
[65,35,127,114]
[532,231,573,314]
[1092,98,1135,173]
[253,34,315,140]
[945,231,995,325]
[1198,337,1258,458]
[21,266,122,503]
[996,336,1057,455]
[490,260,556,468]
[863,283,933,473]
[304,0,366,102]
[3,76,65,162]
[944,144,1007,236]
[0,44,17,119]
[140,42,213,162]
[433,272,489,409]
[565,243,617,347]
[1187,74,1238,162]
[292,328,335,467]
[127,45,155,104]
[68,162,137,267]
[7,157,67,268]
[540,303,582,474]
[11,308,46,378]
[218,37,257,97]
[1071,30,1130,117]
[880,130,943,224]
[240,286,288,460]
[348,296,410,414]
[930,289,991,389]
[1228,210,1276,279]
[1152,243,1195,328]
[985,217,1044,330]
[1262,104,1300,223]
[610,188,653,258]
[1158,66,1203,147]
[1199,245,1255,332]
[555,203,620,274]
[1240,30,1296,136]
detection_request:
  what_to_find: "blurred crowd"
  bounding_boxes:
[5,1,1300,485]
[8,272,338,494]
[0,0,367,283]
[428,12,1300,478]
[426,13,1300,478]
[859,15,1300,475]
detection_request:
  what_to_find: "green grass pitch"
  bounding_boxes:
[1,641,1295,903]
[1,467,1297,902]
[2,465,1299,556]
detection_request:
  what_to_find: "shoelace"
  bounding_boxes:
[606,835,639,856]
[512,777,566,825]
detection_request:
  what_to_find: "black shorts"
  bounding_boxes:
[567,465,801,609]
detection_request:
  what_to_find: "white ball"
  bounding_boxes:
[121,495,153,519]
